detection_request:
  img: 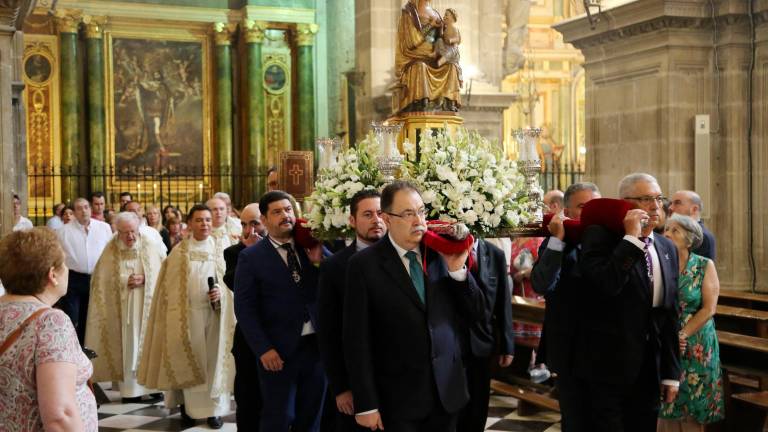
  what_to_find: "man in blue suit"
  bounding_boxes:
[344,181,484,432]
[234,190,326,432]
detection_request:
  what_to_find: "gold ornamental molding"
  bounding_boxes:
[53,9,83,34]
[213,22,236,46]
[82,15,107,39]
[294,23,318,47]
[242,19,267,44]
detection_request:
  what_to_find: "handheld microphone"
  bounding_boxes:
[207,276,222,312]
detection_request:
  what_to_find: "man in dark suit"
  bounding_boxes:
[223,203,266,430]
[234,191,326,432]
[669,190,716,260]
[318,190,386,431]
[577,173,681,432]
[456,237,515,432]
[344,181,484,432]
[531,182,600,432]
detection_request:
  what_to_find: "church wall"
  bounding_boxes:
[556,0,768,292]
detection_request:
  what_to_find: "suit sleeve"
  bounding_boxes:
[234,250,273,358]
[445,269,485,324]
[493,248,515,355]
[659,246,682,382]
[579,225,647,297]
[318,259,350,396]
[223,247,237,290]
[530,237,564,296]
[343,258,379,413]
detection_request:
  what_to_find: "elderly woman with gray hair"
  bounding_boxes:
[658,214,724,431]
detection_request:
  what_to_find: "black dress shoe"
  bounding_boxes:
[207,416,223,429]
[179,404,195,426]
[121,396,142,403]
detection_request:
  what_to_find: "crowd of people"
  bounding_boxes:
[0,172,724,432]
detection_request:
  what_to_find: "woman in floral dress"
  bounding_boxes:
[0,228,98,432]
[659,214,724,431]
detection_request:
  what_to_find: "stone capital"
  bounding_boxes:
[213,22,236,46]
[82,15,107,39]
[53,9,83,34]
[294,23,319,47]
[242,19,267,44]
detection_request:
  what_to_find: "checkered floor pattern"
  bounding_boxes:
[96,384,562,431]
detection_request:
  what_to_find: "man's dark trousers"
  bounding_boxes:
[57,270,90,345]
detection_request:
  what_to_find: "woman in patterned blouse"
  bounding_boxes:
[0,228,98,431]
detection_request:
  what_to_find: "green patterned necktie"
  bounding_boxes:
[405,251,425,303]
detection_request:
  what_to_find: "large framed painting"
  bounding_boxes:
[105,27,211,181]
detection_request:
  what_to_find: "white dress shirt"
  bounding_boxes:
[623,232,679,388]
[57,219,113,274]
[388,236,467,282]
[268,236,315,336]
[13,217,33,231]
[46,215,63,230]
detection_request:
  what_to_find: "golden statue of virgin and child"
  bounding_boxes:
[395,0,463,114]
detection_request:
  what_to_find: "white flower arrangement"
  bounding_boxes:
[304,135,386,240]
[404,128,535,236]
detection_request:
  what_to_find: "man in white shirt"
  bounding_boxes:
[12,194,33,231]
[46,202,66,230]
[57,197,113,344]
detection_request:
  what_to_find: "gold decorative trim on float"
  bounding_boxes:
[387,112,464,153]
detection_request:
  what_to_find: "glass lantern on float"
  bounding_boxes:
[316,137,342,171]
[513,127,544,224]
[371,121,404,183]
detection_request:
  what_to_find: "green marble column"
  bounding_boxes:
[244,20,266,199]
[214,23,234,195]
[84,17,106,195]
[57,14,81,202]
[295,23,318,163]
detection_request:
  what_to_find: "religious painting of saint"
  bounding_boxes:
[24,54,52,84]
[110,38,204,175]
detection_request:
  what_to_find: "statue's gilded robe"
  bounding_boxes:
[395,1,462,112]
[136,238,235,398]
[85,236,164,383]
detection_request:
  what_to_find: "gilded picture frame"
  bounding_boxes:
[104,23,212,196]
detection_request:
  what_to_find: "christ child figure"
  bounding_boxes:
[436,8,461,67]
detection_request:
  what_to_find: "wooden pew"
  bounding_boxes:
[729,391,768,431]
[718,289,768,311]
[715,305,768,338]
[490,379,560,416]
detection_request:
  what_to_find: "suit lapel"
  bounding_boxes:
[475,240,489,283]
[378,238,426,313]
[653,238,675,307]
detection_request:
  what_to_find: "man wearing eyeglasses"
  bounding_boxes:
[668,190,716,260]
[344,181,483,432]
[223,203,266,430]
[576,173,681,432]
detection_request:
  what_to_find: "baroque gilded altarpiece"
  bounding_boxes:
[23,34,61,217]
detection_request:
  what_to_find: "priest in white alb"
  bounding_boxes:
[207,197,237,251]
[85,211,165,402]
[138,204,236,430]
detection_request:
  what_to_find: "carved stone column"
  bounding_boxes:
[555,0,768,292]
[83,15,106,194]
[55,10,82,202]
[243,20,266,198]
[295,23,318,159]
[213,22,235,195]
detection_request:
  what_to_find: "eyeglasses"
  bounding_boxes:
[624,196,666,205]
[386,207,427,220]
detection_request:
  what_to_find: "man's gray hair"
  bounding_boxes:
[564,182,600,207]
[213,192,231,203]
[73,197,90,207]
[114,211,140,227]
[618,173,659,198]
[681,190,704,213]
[668,213,703,250]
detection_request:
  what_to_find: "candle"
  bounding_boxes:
[198,183,203,202]
[137,183,142,202]
[152,183,157,203]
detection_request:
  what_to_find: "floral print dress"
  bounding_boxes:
[660,254,724,424]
